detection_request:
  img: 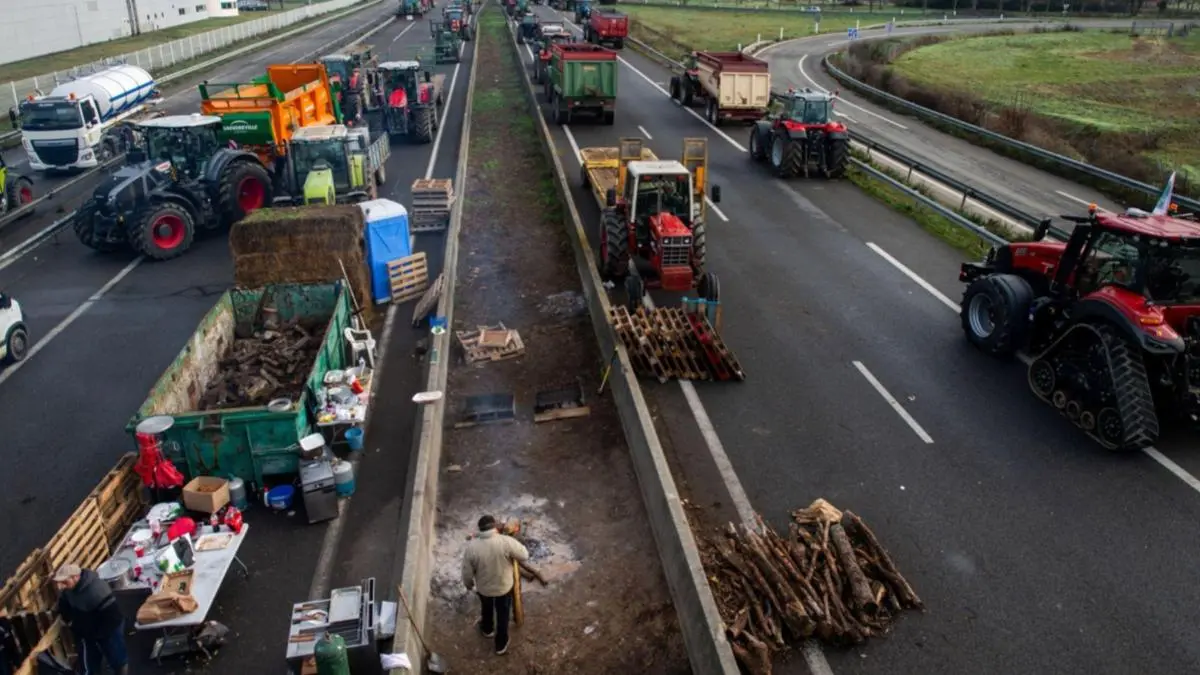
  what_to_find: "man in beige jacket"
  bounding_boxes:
[462,515,529,655]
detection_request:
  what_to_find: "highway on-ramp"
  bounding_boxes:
[524,7,1200,674]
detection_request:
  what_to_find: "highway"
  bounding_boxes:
[524,7,1200,675]
[0,0,470,611]
[0,0,404,251]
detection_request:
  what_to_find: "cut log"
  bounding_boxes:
[844,511,924,610]
[830,523,877,613]
[731,631,773,675]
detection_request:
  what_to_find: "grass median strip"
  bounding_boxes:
[423,7,688,671]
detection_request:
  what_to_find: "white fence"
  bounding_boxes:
[2,0,367,119]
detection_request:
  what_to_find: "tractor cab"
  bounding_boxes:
[284,124,377,204]
[378,61,429,110]
[771,88,835,126]
[536,23,572,59]
[430,19,464,61]
[444,6,466,32]
[134,115,223,180]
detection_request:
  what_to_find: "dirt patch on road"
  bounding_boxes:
[425,8,688,675]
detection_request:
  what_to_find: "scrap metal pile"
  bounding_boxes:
[199,321,323,410]
[608,306,745,382]
[706,500,923,675]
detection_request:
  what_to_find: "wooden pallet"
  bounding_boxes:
[608,306,744,382]
[411,178,454,232]
[387,252,430,303]
[411,273,445,327]
[456,324,526,364]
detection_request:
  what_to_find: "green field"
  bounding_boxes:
[0,0,335,83]
[624,6,899,55]
[889,30,1200,179]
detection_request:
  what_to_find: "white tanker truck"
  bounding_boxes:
[18,65,162,173]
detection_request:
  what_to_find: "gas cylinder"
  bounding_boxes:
[314,634,350,675]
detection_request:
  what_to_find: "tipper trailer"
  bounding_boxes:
[670,51,771,126]
[545,43,617,125]
[583,9,627,48]
[580,137,722,306]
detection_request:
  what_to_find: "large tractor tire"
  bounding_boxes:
[748,127,766,162]
[826,136,849,179]
[129,203,196,261]
[72,199,121,253]
[669,76,681,102]
[769,135,798,178]
[412,107,436,144]
[599,209,630,280]
[218,161,272,225]
[960,273,1033,356]
[691,217,707,271]
[3,173,34,214]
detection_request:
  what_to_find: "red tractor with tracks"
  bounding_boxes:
[581,137,722,308]
[748,88,849,179]
[959,204,1200,451]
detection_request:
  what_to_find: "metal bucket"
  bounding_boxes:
[97,558,132,590]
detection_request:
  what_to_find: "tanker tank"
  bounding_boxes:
[47,65,157,121]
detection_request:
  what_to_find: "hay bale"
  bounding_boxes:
[230,205,374,323]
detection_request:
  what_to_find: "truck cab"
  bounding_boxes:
[0,291,28,365]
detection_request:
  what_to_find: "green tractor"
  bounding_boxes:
[442,5,474,41]
[0,155,34,218]
[321,45,378,125]
[73,115,272,260]
[430,21,463,64]
[398,0,425,16]
[369,61,446,144]
[278,124,390,205]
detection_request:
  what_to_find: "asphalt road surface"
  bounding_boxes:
[0,4,472,670]
[527,7,1200,675]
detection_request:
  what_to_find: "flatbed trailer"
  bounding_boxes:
[579,138,709,225]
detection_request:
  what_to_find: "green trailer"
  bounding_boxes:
[126,282,354,488]
[544,43,617,125]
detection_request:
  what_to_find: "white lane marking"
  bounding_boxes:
[416,35,466,249]
[391,20,417,42]
[835,112,859,124]
[561,125,584,164]
[637,125,653,140]
[524,43,536,62]
[0,216,74,272]
[866,242,960,312]
[1055,190,1112,212]
[852,360,935,444]
[797,55,907,130]
[867,240,1200,496]
[705,197,729,222]
[0,256,142,386]
[639,292,758,527]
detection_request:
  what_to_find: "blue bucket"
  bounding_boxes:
[266,484,295,510]
[344,427,365,452]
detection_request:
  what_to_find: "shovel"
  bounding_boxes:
[397,585,448,673]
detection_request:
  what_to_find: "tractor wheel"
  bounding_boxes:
[769,135,796,179]
[97,138,120,164]
[464,25,475,41]
[599,209,630,280]
[624,275,645,314]
[669,76,681,102]
[72,199,121,253]
[783,139,806,178]
[961,273,1033,356]
[698,272,719,304]
[748,128,766,162]
[412,107,436,144]
[691,217,707,272]
[681,80,694,107]
[129,203,196,261]
[3,174,34,213]
[826,136,849,179]
[2,322,29,365]
[218,161,272,225]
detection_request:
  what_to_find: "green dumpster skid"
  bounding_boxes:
[126,282,354,490]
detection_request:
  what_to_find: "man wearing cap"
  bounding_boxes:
[53,564,128,675]
[462,515,529,656]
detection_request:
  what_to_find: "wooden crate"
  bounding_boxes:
[410,178,454,233]
[387,252,431,303]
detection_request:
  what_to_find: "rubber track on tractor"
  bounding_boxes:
[1028,323,1159,451]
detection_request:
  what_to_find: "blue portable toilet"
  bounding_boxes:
[357,199,412,304]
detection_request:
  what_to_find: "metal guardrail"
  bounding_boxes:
[0,2,391,233]
[822,53,1200,214]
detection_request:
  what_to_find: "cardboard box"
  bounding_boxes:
[182,476,230,514]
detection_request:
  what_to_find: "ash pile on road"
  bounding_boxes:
[705,500,923,675]
[200,321,322,410]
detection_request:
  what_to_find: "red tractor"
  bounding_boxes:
[748,88,849,179]
[583,137,722,308]
[959,204,1200,451]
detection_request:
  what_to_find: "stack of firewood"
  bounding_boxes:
[706,500,923,675]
